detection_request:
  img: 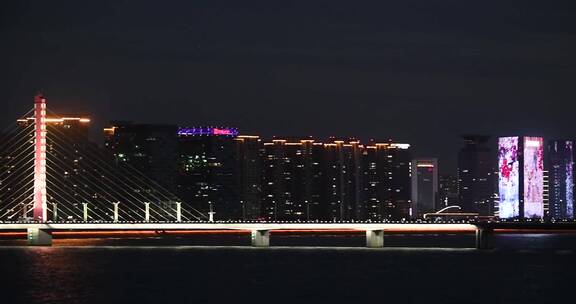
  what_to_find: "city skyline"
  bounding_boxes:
[6,99,576,221]
[2,2,576,303]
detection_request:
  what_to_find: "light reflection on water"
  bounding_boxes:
[1,234,576,304]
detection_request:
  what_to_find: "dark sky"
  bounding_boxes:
[2,0,576,173]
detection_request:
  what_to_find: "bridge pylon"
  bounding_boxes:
[32,94,47,222]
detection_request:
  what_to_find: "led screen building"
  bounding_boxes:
[523,137,544,218]
[498,136,544,219]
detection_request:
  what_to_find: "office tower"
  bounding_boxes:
[177,127,240,220]
[438,174,459,208]
[235,135,262,220]
[104,122,178,192]
[547,140,574,219]
[363,142,412,220]
[261,138,323,221]
[411,158,439,218]
[457,135,495,215]
[498,136,544,219]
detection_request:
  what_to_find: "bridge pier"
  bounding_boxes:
[27,228,52,246]
[251,230,270,247]
[366,229,384,248]
[475,227,494,249]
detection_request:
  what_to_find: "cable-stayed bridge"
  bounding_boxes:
[1,95,576,248]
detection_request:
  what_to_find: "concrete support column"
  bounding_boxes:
[52,203,58,222]
[27,228,52,246]
[82,203,88,221]
[113,202,119,222]
[251,230,270,247]
[144,202,150,222]
[366,229,385,248]
[475,227,495,249]
[175,202,182,222]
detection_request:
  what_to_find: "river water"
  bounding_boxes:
[0,233,575,304]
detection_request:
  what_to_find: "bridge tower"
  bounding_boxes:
[32,94,47,221]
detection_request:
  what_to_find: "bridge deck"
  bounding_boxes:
[0,223,477,231]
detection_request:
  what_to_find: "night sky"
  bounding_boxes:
[2,1,576,173]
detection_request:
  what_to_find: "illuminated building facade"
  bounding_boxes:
[498,136,544,219]
[457,135,495,215]
[547,140,574,219]
[362,142,412,220]
[261,138,323,221]
[323,139,363,221]
[177,127,240,220]
[411,158,438,218]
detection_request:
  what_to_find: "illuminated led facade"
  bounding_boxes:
[498,137,520,218]
[523,137,544,218]
[178,127,238,137]
[548,140,574,219]
[498,136,544,219]
[411,158,438,218]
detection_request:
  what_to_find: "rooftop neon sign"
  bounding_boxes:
[178,127,238,137]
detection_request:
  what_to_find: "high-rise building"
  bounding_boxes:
[104,122,178,192]
[547,140,574,219]
[177,127,240,220]
[362,142,412,220]
[498,136,544,219]
[235,135,263,220]
[411,158,438,218]
[457,135,495,215]
[439,174,459,208]
[261,138,323,221]
[323,139,363,221]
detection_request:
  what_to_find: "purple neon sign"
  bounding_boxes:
[178,127,238,137]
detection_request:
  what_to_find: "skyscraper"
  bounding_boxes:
[498,136,544,219]
[457,135,495,215]
[547,140,574,219]
[411,158,438,218]
[177,127,240,220]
